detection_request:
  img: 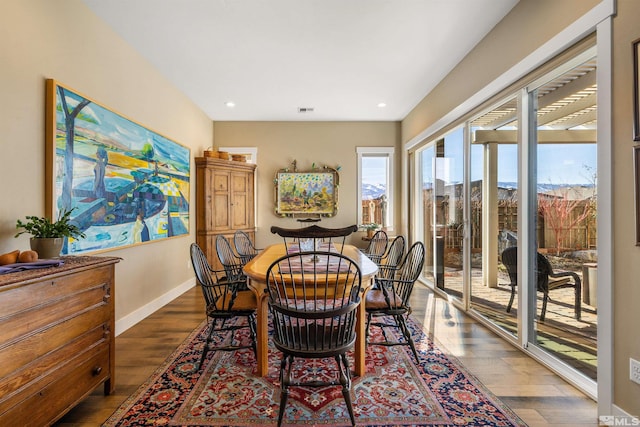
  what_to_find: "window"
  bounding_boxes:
[356,147,394,230]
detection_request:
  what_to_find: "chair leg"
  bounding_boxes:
[365,312,372,340]
[277,355,293,427]
[506,285,516,313]
[574,286,582,321]
[397,315,420,363]
[337,354,356,427]
[198,318,216,369]
[540,293,548,321]
[248,313,258,359]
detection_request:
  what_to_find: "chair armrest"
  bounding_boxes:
[549,270,581,287]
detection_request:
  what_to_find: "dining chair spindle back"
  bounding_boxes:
[233,230,262,264]
[365,241,425,363]
[190,243,257,369]
[266,250,362,427]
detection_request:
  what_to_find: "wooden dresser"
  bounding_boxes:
[0,256,119,425]
[195,157,257,270]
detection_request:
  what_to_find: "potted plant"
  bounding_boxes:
[360,223,380,239]
[15,208,85,258]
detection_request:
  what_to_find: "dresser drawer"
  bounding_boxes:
[0,323,109,404]
[0,265,112,319]
[0,342,110,426]
[0,284,110,349]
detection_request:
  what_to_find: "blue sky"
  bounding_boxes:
[362,157,388,185]
[361,132,597,187]
[418,129,597,186]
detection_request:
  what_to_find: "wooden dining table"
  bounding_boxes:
[243,243,378,377]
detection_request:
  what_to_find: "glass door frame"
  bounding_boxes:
[518,46,599,395]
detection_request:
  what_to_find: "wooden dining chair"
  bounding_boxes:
[365,241,425,363]
[374,235,405,288]
[190,243,257,369]
[215,235,247,288]
[362,229,388,264]
[266,249,362,427]
[270,224,358,255]
[233,230,262,264]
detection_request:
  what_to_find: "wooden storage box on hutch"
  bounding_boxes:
[0,256,119,425]
[195,157,256,270]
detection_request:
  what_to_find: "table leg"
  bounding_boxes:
[255,292,270,377]
[354,281,372,377]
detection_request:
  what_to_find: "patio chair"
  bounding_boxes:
[362,229,388,264]
[190,243,257,369]
[365,241,425,363]
[233,230,262,264]
[216,235,247,289]
[502,246,582,321]
[266,250,362,427]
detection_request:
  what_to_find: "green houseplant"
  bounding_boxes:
[15,208,85,258]
[360,223,380,239]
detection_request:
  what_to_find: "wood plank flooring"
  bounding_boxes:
[55,283,598,426]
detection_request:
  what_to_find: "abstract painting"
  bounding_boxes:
[45,79,190,255]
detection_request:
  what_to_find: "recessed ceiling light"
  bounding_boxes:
[377,102,387,108]
[225,101,235,108]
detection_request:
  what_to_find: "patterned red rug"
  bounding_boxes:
[103,316,526,426]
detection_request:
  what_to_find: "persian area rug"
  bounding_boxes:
[103,316,526,427]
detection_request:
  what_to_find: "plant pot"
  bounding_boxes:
[30,237,64,259]
[366,229,376,239]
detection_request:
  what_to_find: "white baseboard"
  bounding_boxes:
[611,404,638,418]
[115,278,196,336]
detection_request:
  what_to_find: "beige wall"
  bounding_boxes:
[213,121,400,248]
[612,0,640,415]
[401,0,639,417]
[0,1,213,322]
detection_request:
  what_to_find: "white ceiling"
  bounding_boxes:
[82,0,518,121]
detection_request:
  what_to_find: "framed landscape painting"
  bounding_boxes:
[275,168,339,217]
[45,79,191,255]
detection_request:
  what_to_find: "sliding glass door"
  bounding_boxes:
[418,128,464,302]
[527,54,598,381]
[414,48,598,386]
[468,97,519,339]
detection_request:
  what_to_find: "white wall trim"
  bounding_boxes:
[356,147,395,230]
[611,404,639,419]
[115,277,196,336]
[596,12,614,417]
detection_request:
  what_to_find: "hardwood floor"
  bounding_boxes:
[55,283,598,426]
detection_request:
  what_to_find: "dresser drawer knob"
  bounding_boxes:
[93,366,103,376]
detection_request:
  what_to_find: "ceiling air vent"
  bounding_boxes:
[298,107,314,113]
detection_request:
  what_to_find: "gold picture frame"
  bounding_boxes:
[274,166,339,218]
[45,79,191,255]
